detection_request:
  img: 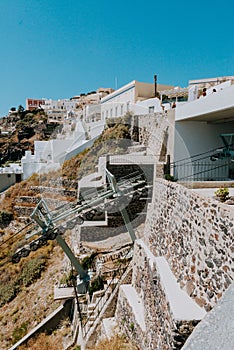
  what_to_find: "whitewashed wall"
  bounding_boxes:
[175,84,234,121]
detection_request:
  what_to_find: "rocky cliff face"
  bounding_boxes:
[0,110,60,165]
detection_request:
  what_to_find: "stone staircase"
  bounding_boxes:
[81,261,133,348]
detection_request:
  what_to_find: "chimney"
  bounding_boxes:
[154,74,157,97]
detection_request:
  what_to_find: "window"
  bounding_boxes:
[115,106,118,116]
[110,108,113,117]
[121,105,123,115]
[149,106,154,113]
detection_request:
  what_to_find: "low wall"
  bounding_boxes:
[136,111,175,160]
[14,206,35,216]
[116,240,201,350]
[9,300,72,350]
[0,173,18,192]
[144,179,234,311]
[30,186,77,198]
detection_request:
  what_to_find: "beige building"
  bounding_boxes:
[189,75,234,89]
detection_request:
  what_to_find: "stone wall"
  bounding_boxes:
[14,206,35,216]
[15,196,39,204]
[115,178,233,349]
[136,111,175,160]
[13,196,69,217]
[116,241,200,350]
[30,186,77,198]
[144,179,234,311]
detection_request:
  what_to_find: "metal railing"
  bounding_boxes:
[170,147,233,181]
[172,159,232,181]
[81,247,133,339]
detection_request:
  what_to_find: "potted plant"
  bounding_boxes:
[214,187,229,202]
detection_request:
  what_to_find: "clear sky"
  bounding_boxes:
[0,0,233,116]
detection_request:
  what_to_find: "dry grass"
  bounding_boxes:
[0,245,64,349]
[0,173,40,213]
[62,122,131,181]
[18,332,63,350]
[0,119,134,349]
[91,334,138,350]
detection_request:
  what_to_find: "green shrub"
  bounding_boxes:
[81,252,97,270]
[0,258,47,306]
[19,258,46,287]
[89,276,104,296]
[164,174,175,181]
[12,322,28,344]
[0,280,20,306]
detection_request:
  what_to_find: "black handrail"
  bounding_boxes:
[171,141,234,166]
[174,161,231,181]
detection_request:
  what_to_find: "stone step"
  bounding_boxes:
[138,240,206,321]
[101,317,118,340]
[87,303,96,310]
[119,284,146,331]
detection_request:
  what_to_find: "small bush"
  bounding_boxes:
[12,322,28,344]
[164,174,175,181]
[0,280,20,306]
[81,252,97,270]
[19,258,46,287]
[59,271,73,287]
[89,276,104,296]
[0,210,13,224]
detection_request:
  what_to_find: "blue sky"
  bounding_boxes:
[0,0,233,116]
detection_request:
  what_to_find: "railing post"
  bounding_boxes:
[164,154,171,176]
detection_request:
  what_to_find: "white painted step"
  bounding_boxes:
[119,284,146,331]
[138,239,206,321]
[102,317,118,340]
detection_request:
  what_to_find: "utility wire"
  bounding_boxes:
[0,221,33,249]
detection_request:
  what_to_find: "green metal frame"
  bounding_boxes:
[25,169,141,290]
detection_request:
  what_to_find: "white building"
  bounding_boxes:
[41,89,113,124]
[101,80,174,119]
[42,98,79,123]
[0,164,22,192]
[20,114,105,179]
[170,78,234,181]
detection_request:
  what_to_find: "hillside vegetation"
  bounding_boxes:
[0,117,133,348]
[62,117,132,180]
[0,107,60,165]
